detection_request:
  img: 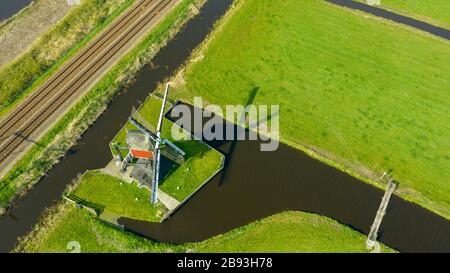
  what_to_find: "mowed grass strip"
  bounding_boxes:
[17,207,395,253]
[178,0,450,216]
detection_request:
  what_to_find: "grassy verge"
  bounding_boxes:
[16,207,395,253]
[110,94,224,202]
[70,171,166,221]
[172,0,450,218]
[0,0,205,212]
[356,0,450,28]
[0,0,135,116]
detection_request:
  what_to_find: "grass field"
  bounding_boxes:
[71,171,166,222]
[110,95,224,202]
[16,204,179,253]
[0,0,204,211]
[357,0,450,27]
[175,0,450,217]
[16,207,395,253]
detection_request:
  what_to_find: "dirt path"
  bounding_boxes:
[0,0,70,68]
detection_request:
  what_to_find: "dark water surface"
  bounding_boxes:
[0,0,32,22]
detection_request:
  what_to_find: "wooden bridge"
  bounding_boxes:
[366,178,397,249]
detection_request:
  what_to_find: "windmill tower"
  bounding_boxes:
[121,83,185,204]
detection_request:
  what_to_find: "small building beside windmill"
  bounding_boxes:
[126,130,155,184]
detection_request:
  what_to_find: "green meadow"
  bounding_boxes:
[110,95,224,202]
[358,0,450,27]
[175,0,450,217]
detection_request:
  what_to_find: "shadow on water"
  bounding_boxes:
[0,0,32,22]
[118,103,450,253]
[0,0,234,252]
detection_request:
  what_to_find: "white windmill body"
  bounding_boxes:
[121,84,185,204]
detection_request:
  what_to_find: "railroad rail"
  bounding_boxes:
[0,0,176,172]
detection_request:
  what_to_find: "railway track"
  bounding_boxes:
[0,0,174,168]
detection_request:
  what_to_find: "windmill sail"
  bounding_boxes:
[150,83,170,204]
[129,117,158,143]
[151,141,161,204]
[161,146,184,165]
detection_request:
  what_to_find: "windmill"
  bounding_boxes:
[121,83,185,204]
